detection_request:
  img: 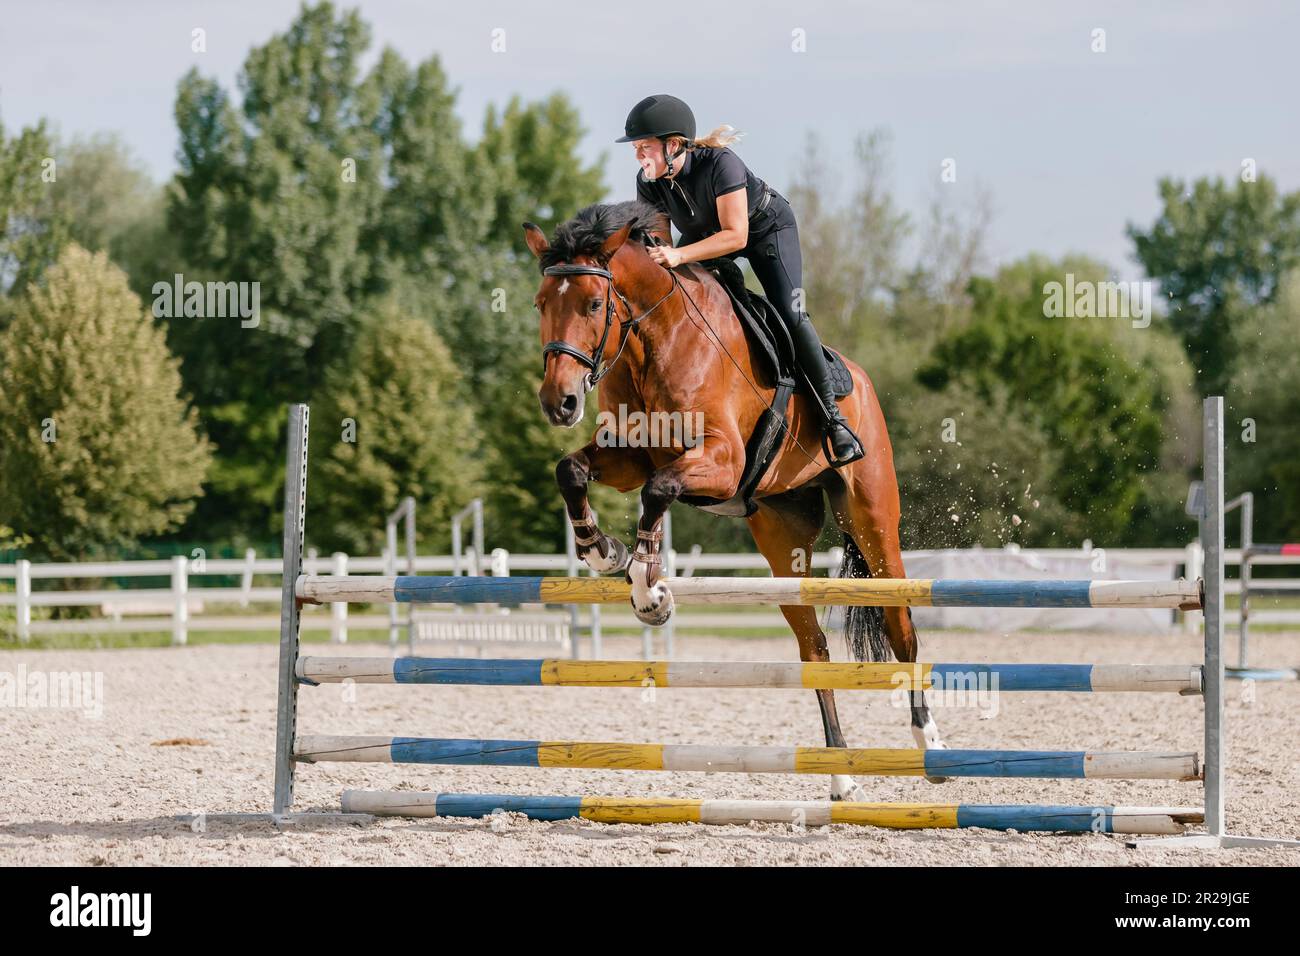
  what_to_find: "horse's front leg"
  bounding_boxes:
[556,441,653,575]
[629,436,743,625]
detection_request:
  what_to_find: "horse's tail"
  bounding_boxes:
[837,535,889,662]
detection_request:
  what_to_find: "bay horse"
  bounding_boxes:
[523,201,947,801]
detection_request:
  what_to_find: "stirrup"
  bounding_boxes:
[822,421,864,468]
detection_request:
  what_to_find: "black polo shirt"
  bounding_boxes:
[635,146,768,245]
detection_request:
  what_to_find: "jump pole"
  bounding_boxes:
[295,657,1203,693]
[293,736,1200,780]
[1233,490,1253,670]
[295,574,1203,610]
[340,792,1204,834]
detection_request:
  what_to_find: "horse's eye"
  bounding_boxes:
[590,299,603,314]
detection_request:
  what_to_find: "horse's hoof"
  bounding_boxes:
[830,775,869,802]
[585,535,629,574]
[632,583,674,626]
[913,725,949,783]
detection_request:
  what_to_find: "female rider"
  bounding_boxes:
[618,93,864,467]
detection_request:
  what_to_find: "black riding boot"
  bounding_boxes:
[789,319,864,467]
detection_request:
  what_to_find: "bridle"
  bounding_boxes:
[541,259,678,392]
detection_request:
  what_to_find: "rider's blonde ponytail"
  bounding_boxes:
[666,125,744,156]
[693,125,743,148]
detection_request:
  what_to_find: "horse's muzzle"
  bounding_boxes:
[538,386,585,428]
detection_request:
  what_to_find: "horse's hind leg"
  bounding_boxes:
[747,489,870,802]
[827,461,950,782]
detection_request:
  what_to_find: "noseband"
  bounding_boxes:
[541,261,678,390]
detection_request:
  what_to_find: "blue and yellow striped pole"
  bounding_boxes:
[296,575,1203,610]
[295,736,1200,780]
[339,790,1205,834]
[297,657,1203,693]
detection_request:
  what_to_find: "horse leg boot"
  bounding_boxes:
[555,443,652,575]
[629,440,744,625]
[628,478,676,626]
[628,522,672,626]
[789,320,864,467]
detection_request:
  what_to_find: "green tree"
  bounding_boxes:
[307,309,483,555]
[916,258,1177,544]
[0,116,62,311]
[166,4,388,539]
[165,2,606,546]
[478,94,607,246]
[0,245,210,560]
[1128,174,1300,396]
[36,133,174,300]
[1231,272,1300,542]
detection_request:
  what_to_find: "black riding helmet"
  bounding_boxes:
[615,94,696,143]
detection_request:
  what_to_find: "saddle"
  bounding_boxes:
[676,256,854,518]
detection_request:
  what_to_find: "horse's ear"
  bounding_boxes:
[522,222,549,259]
[600,222,634,261]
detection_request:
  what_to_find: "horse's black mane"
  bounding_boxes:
[538,201,668,273]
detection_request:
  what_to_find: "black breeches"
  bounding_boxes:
[744,216,810,335]
[742,207,836,407]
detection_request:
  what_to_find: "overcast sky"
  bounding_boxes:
[4,1,1297,274]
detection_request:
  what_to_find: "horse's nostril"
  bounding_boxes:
[561,394,580,417]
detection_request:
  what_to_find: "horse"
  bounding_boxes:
[523,201,947,801]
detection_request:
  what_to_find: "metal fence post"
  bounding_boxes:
[385,497,415,649]
[273,403,310,818]
[1126,400,1295,851]
[1239,491,1253,670]
[1202,396,1225,839]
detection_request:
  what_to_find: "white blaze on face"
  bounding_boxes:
[557,279,570,295]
